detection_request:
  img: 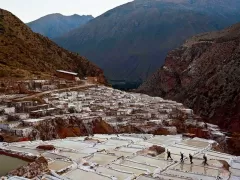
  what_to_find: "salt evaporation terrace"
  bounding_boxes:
[0,85,225,140]
[0,85,239,179]
[1,134,240,179]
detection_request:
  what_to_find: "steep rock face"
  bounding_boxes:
[54,0,240,82]
[27,13,93,39]
[25,113,235,154]
[0,9,106,83]
[28,113,220,141]
[138,23,240,132]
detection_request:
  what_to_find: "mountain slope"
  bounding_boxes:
[27,13,93,39]
[138,22,240,132]
[54,0,240,82]
[0,9,106,83]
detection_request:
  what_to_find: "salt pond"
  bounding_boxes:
[1,134,240,179]
[0,155,28,176]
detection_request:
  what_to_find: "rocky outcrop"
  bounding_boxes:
[37,145,56,151]
[226,134,240,156]
[8,156,48,178]
[0,9,107,84]
[138,23,240,133]
[138,145,165,157]
[27,113,222,143]
[148,145,165,156]
[0,149,48,178]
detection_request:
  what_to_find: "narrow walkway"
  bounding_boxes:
[14,82,97,101]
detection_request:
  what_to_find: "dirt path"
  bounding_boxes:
[14,82,97,101]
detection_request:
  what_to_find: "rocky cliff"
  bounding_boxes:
[0,9,106,83]
[138,23,240,133]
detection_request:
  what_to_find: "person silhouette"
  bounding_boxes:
[203,154,208,165]
[189,154,193,164]
[167,149,173,160]
[180,152,184,163]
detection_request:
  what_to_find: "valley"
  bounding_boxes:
[0,1,240,179]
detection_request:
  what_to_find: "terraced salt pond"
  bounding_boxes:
[48,160,73,171]
[87,153,118,165]
[64,169,111,180]
[96,167,134,179]
[130,156,172,169]
[1,134,239,179]
[173,163,220,176]
[0,155,28,176]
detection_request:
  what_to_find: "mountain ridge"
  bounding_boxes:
[27,13,93,39]
[54,0,240,83]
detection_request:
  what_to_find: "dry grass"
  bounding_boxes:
[0,9,106,83]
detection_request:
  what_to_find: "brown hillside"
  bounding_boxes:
[0,9,106,83]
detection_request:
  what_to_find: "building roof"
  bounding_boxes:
[56,70,78,76]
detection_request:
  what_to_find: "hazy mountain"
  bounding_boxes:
[27,13,93,39]
[0,9,106,83]
[54,0,240,83]
[138,22,240,132]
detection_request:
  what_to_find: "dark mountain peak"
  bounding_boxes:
[49,13,63,16]
[71,13,88,17]
[34,13,64,20]
[27,13,93,39]
[31,13,93,22]
[71,14,81,17]
[70,14,93,19]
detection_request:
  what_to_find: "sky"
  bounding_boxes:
[1,0,133,23]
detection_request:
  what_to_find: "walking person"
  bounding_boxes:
[180,152,184,163]
[203,154,208,165]
[189,153,193,164]
[167,149,173,160]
